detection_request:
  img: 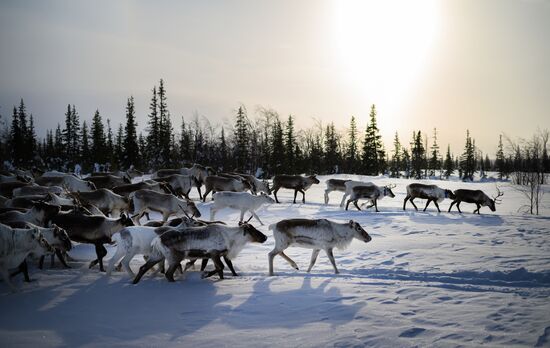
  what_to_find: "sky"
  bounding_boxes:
[0,0,549,155]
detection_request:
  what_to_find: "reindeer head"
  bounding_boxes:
[239,216,267,243]
[52,224,72,251]
[118,213,135,227]
[348,220,372,243]
[259,192,275,204]
[33,200,60,218]
[384,184,396,198]
[309,175,320,184]
[179,200,201,219]
[31,229,54,254]
[444,189,456,200]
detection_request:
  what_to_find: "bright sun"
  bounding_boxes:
[331,0,439,124]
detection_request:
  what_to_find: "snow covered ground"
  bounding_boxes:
[1,174,550,347]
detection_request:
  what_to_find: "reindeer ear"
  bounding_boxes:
[349,220,354,227]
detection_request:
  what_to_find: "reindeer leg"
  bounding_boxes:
[251,211,263,225]
[203,255,225,279]
[293,189,298,204]
[184,260,196,271]
[433,200,441,213]
[21,260,31,282]
[133,259,162,284]
[56,250,70,268]
[165,260,182,282]
[202,188,211,202]
[279,251,299,271]
[324,190,330,205]
[403,195,410,210]
[273,187,280,203]
[345,199,352,211]
[307,249,320,273]
[326,248,339,274]
[200,258,209,271]
[96,243,108,272]
[475,203,481,214]
[223,257,238,276]
[423,199,431,212]
[340,192,348,208]
[448,200,456,212]
[268,248,279,276]
[145,212,150,221]
[121,254,135,278]
[456,201,462,213]
[39,255,45,270]
[374,199,379,213]
[239,210,245,224]
[410,198,419,211]
[354,200,361,211]
[301,190,306,204]
[196,185,203,201]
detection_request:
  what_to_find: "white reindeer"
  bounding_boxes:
[210,192,274,225]
[268,218,371,275]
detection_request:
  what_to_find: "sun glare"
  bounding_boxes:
[331,0,439,125]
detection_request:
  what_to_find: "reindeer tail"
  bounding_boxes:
[149,237,165,261]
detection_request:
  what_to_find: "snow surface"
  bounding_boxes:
[1,174,550,347]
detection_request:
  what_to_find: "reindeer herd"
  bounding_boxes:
[0,164,503,292]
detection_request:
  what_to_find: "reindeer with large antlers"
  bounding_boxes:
[448,186,503,214]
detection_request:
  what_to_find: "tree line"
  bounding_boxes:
[1,79,548,182]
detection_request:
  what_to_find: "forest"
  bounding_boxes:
[1,79,548,183]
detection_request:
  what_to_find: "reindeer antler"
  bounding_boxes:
[245,214,253,223]
[178,203,191,219]
[493,185,504,203]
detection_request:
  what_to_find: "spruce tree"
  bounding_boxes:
[271,117,285,173]
[390,132,401,178]
[115,124,124,169]
[346,116,358,173]
[361,105,385,175]
[495,134,506,179]
[9,106,22,165]
[123,96,139,169]
[428,128,440,177]
[234,106,249,171]
[106,119,114,170]
[401,147,411,178]
[27,114,37,164]
[90,109,106,165]
[81,120,91,170]
[157,79,172,166]
[443,144,454,179]
[285,115,296,173]
[63,104,80,166]
[179,117,192,163]
[219,127,228,170]
[325,122,339,173]
[146,86,160,167]
[460,130,476,181]
[410,131,425,179]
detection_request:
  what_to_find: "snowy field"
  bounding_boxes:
[1,174,550,347]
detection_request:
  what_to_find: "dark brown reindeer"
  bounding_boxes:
[271,175,320,204]
[448,187,503,214]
